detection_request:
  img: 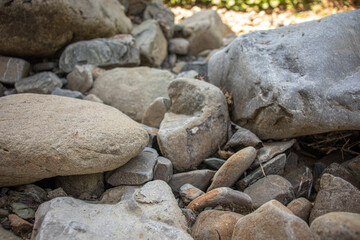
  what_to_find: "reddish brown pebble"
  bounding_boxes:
[186,187,253,215]
[8,214,33,238]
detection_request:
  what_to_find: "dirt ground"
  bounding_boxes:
[170,4,357,35]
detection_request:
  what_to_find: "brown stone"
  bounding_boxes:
[153,156,173,183]
[287,197,312,222]
[8,214,33,238]
[208,147,256,191]
[179,184,205,205]
[309,173,360,223]
[232,200,315,240]
[186,187,253,215]
[192,210,243,240]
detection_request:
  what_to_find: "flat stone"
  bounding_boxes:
[310,212,360,240]
[10,202,35,220]
[31,181,192,239]
[142,97,171,128]
[8,214,33,239]
[168,170,215,195]
[132,20,167,67]
[143,2,175,39]
[0,94,148,187]
[56,173,104,200]
[153,156,173,183]
[105,147,158,186]
[100,186,140,204]
[284,166,313,198]
[203,157,226,170]
[225,126,262,149]
[309,173,360,223]
[251,139,296,168]
[178,10,225,56]
[208,10,360,139]
[179,184,205,205]
[287,197,312,222]
[0,0,132,58]
[90,67,175,122]
[244,175,295,209]
[158,78,230,172]
[51,88,84,99]
[15,72,62,94]
[232,200,315,240]
[66,64,93,93]
[59,35,140,73]
[236,153,286,190]
[208,147,257,191]
[169,38,190,55]
[0,56,30,85]
[192,210,243,240]
[186,187,253,215]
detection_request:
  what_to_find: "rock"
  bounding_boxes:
[0,94,148,187]
[51,88,84,99]
[207,147,256,191]
[178,10,225,56]
[347,156,360,176]
[132,20,167,67]
[251,139,296,168]
[158,78,230,172]
[143,2,175,39]
[244,175,295,209]
[46,188,67,200]
[59,35,140,73]
[33,62,58,73]
[224,127,262,149]
[179,184,205,205]
[84,94,103,103]
[10,202,35,220]
[232,200,315,240]
[124,0,151,15]
[31,181,192,239]
[139,123,159,148]
[284,166,313,198]
[177,70,199,79]
[169,170,215,195]
[182,208,197,228]
[0,56,30,85]
[208,10,360,139]
[169,38,190,55]
[153,156,173,183]
[8,214,33,239]
[180,61,208,79]
[0,226,22,240]
[172,61,186,74]
[0,208,9,218]
[309,173,360,223]
[100,185,140,204]
[186,187,252,215]
[66,65,93,93]
[203,157,226,170]
[15,72,62,94]
[142,97,171,128]
[321,162,360,189]
[105,147,158,186]
[287,197,312,222]
[0,0,132,58]
[90,67,175,122]
[192,210,243,240]
[23,184,47,203]
[236,153,287,190]
[310,212,360,240]
[56,173,104,200]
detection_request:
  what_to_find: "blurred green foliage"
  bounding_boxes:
[163,0,354,11]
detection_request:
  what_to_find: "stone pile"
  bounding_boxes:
[0,1,359,239]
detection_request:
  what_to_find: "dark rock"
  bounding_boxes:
[8,214,33,239]
[284,166,313,198]
[180,61,208,78]
[225,126,262,149]
[15,72,62,94]
[51,88,84,99]
[168,170,215,195]
[33,61,58,73]
[153,156,173,183]
[236,153,286,190]
[244,175,295,209]
[203,157,226,170]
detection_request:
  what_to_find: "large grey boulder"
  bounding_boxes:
[158,78,230,172]
[0,0,132,58]
[208,10,360,139]
[132,20,167,67]
[31,181,192,240]
[90,67,175,122]
[59,35,140,73]
[0,94,148,187]
[178,10,225,56]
